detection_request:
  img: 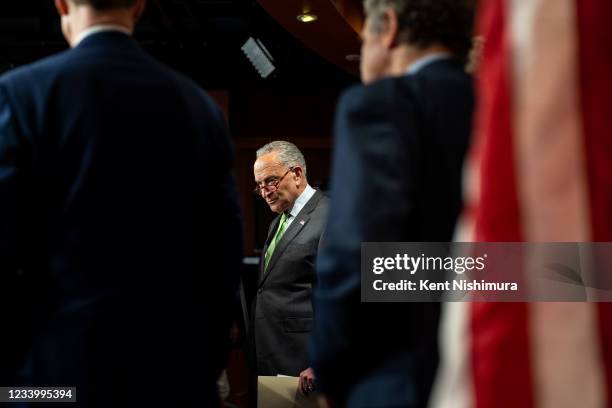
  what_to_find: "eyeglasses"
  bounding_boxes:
[253,167,294,195]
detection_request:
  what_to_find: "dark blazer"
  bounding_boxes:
[0,32,242,407]
[309,59,474,407]
[253,189,328,376]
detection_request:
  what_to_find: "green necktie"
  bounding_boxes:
[264,212,289,270]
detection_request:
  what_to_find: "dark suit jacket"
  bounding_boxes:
[309,59,474,407]
[252,189,328,376]
[0,31,242,407]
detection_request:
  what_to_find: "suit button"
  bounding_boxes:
[258,288,263,294]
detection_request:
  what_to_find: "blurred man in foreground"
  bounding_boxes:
[0,0,242,406]
[309,0,475,406]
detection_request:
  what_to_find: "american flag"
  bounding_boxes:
[431,0,612,407]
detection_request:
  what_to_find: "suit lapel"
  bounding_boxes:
[263,213,311,277]
[259,191,323,287]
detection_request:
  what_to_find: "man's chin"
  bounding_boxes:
[268,203,287,214]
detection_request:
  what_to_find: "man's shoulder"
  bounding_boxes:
[0,45,220,119]
[414,57,470,81]
[337,77,416,116]
[122,51,222,118]
[408,59,473,100]
[309,190,329,219]
[339,77,405,101]
[0,50,72,88]
[311,188,329,206]
[336,62,471,121]
[315,190,330,206]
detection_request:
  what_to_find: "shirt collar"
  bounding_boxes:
[73,24,132,47]
[406,52,452,75]
[287,184,317,218]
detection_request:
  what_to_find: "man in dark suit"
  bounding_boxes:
[0,0,242,406]
[251,141,328,393]
[309,0,475,407]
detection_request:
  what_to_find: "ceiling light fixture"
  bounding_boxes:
[297,13,318,23]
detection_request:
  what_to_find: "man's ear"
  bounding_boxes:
[292,167,304,183]
[381,8,399,49]
[55,0,69,16]
[132,0,147,22]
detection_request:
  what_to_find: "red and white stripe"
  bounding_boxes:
[431,0,612,407]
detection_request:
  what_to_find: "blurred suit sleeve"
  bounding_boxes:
[199,96,244,377]
[309,81,438,404]
[0,83,35,384]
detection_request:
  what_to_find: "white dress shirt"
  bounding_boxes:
[406,53,453,75]
[284,184,317,228]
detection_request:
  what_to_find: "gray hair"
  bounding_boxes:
[364,0,406,34]
[363,0,475,60]
[256,141,307,177]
